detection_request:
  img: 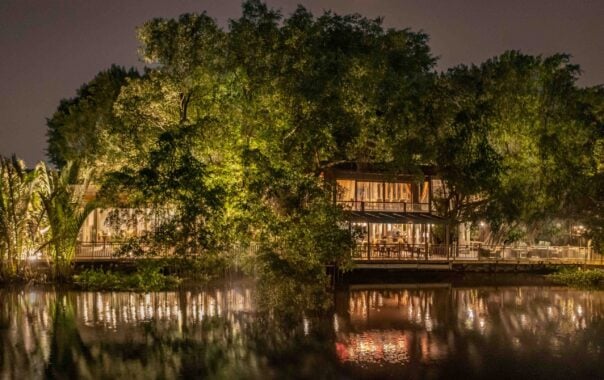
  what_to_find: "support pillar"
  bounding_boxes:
[367,222,371,260]
[445,224,450,260]
[424,224,429,260]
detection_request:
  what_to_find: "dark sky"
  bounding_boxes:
[1,0,603,165]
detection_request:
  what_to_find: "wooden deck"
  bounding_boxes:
[352,258,604,272]
[71,242,603,273]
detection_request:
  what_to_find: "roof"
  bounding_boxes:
[346,211,447,224]
[322,163,440,182]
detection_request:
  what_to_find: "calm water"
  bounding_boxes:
[1,282,604,379]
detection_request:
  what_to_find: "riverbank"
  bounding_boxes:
[4,260,604,292]
[0,257,238,291]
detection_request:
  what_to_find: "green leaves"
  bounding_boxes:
[37,162,96,280]
[0,156,42,279]
[46,65,140,171]
[0,157,93,280]
[433,51,602,245]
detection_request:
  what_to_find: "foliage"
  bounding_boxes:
[547,267,604,288]
[99,0,435,272]
[73,262,181,291]
[100,125,226,257]
[37,162,95,280]
[46,65,140,171]
[0,157,95,281]
[0,156,43,279]
[575,86,604,250]
[432,52,602,245]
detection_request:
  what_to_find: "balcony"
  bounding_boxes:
[337,200,430,213]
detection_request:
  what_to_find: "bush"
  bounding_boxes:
[74,262,180,291]
[547,268,604,288]
[164,254,230,282]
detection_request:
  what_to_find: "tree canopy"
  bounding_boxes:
[44,0,604,258]
[46,65,140,170]
[433,52,602,245]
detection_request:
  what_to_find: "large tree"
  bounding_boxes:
[99,0,437,274]
[432,51,602,245]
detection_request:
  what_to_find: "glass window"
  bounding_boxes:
[420,181,430,203]
[336,180,355,202]
[357,181,382,202]
[385,182,411,202]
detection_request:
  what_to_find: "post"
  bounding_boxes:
[367,222,371,260]
[428,176,433,215]
[349,221,353,258]
[425,224,429,260]
[445,224,450,260]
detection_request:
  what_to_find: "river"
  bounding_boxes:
[1,281,603,379]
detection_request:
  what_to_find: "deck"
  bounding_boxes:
[72,242,603,271]
[349,243,603,271]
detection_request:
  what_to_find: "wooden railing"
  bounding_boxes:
[74,242,260,261]
[352,243,600,263]
[75,242,134,260]
[73,241,600,265]
[337,201,430,213]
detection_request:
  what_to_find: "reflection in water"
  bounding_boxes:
[1,284,604,379]
[336,286,604,378]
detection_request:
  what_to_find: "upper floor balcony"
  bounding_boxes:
[337,200,430,213]
[333,176,434,214]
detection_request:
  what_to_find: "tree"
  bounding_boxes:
[432,52,602,245]
[100,1,437,274]
[573,85,604,250]
[46,65,139,170]
[100,124,225,257]
[0,156,43,279]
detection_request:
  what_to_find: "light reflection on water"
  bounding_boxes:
[336,286,604,371]
[1,284,604,379]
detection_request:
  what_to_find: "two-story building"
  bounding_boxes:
[323,164,448,260]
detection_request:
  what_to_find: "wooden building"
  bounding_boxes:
[323,165,448,260]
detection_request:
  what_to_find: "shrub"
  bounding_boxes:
[547,268,604,288]
[74,263,180,291]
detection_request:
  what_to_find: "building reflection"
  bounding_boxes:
[76,287,254,328]
[334,286,604,369]
[0,285,258,379]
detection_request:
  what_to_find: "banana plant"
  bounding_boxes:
[37,162,96,280]
[0,156,42,279]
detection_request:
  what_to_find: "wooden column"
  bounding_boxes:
[428,176,433,214]
[367,222,371,260]
[425,224,429,259]
[445,224,450,260]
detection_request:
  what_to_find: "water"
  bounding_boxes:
[1,282,604,379]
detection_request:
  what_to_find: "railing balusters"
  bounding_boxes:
[349,243,600,264]
[336,200,430,213]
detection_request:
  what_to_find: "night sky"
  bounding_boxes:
[1,0,603,165]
